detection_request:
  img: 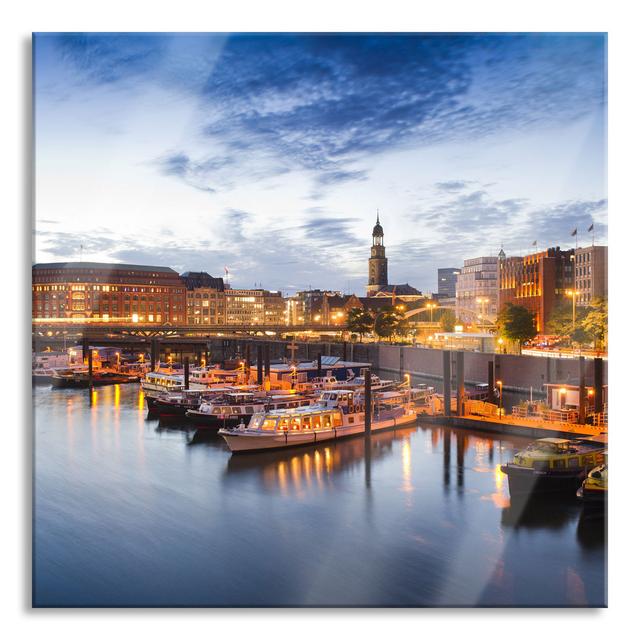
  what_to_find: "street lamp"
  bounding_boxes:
[496,380,503,419]
[425,302,438,323]
[565,289,577,331]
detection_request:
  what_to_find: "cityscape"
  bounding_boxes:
[33,212,608,357]
[32,32,607,609]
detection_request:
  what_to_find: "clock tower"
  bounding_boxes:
[366,211,388,296]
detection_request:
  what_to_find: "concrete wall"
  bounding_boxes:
[207,338,607,393]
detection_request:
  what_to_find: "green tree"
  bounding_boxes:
[497,303,537,352]
[438,308,457,333]
[374,308,397,341]
[582,298,608,350]
[346,308,374,342]
[546,301,587,343]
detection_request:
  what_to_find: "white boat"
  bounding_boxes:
[141,366,244,398]
[219,389,417,453]
[333,373,396,392]
[141,372,186,397]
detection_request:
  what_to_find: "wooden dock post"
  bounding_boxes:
[264,344,271,390]
[578,356,586,424]
[244,343,251,382]
[443,351,451,417]
[82,337,89,364]
[88,345,93,387]
[257,345,263,386]
[487,360,496,404]
[364,368,372,435]
[342,340,347,362]
[183,356,190,391]
[316,352,322,380]
[456,351,465,417]
[594,357,604,415]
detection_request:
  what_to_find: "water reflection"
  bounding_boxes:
[225,427,415,494]
[33,384,606,607]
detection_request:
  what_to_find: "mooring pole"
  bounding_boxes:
[578,356,586,424]
[594,357,604,415]
[264,344,271,390]
[364,368,372,436]
[443,350,451,417]
[487,360,495,404]
[257,346,263,387]
[317,352,322,380]
[342,340,347,363]
[88,345,93,387]
[456,351,465,417]
[244,343,251,383]
[82,337,89,364]
[183,356,190,391]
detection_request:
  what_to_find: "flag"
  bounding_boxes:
[532,240,537,247]
[224,266,229,275]
[588,223,594,232]
[570,228,577,237]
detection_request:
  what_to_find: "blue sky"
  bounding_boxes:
[34,33,607,294]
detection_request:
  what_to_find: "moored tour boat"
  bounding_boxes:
[219,389,417,453]
[500,436,606,496]
[185,392,312,428]
[577,451,607,503]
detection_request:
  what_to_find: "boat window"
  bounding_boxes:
[323,414,332,428]
[332,412,343,427]
[568,457,580,468]
[290,418,301,431]
[302,416,311,430]
[245,407,254,414]
[551,458,565,469]
[348,416,354,424]
[312,414,323,430]
[262,418,276,431]
[232,407,242,414]
[278,417,290,431]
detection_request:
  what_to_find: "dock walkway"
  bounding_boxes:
[418,412,606,439]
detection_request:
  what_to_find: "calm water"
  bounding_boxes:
[33,384,606,607]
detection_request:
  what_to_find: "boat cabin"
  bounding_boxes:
[247,408,345,432]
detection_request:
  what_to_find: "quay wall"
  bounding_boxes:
[211,339,607,393]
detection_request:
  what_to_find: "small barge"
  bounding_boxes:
[500,436,606,496]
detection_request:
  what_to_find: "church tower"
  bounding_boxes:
[366,211,388,296]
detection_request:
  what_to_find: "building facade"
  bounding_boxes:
[32,262,186,323]
[455,256,498,326]
[225,289,286,325]
[366,212,388,296]
[498,247,574,334]
[181,271,226,325]
[575,245,608,306]
[437,267,460,298]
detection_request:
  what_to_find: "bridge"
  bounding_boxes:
[32,320,345,340]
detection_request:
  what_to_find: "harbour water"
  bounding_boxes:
[33,383,606,607]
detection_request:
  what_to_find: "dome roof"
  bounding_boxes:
[372,210,384,237]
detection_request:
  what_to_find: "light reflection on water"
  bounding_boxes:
[33,384,606,607]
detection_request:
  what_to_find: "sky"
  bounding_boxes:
[33,33,607,295]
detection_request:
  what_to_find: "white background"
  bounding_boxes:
[3,0,638,636]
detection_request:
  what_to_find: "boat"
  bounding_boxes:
[51,370,139,388]
[141,365,244,398]
[33,364,87,384]
[185,392,312,428]
[219,388,417,453]
[577,451,607,503]
[146,387,234,416]
[140,371,186,398]
[333,373,396,392]
[500,436,606,496]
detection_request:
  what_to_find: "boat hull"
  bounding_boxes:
[221,411,417,453]
[577,485,607,503]
[185,412,246,429]
[51,375,137,389]
[500,464,587,496]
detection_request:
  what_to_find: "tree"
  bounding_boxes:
[346,308,374,342]
[497,303,537,352]
[546,301,588,344]
[582,298,608,350]
[372,307,399,341]
[438,308,456,333]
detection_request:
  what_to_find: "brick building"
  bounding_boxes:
[32,262,186,323]
[498,247,574,334]
[575,245,608,306]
